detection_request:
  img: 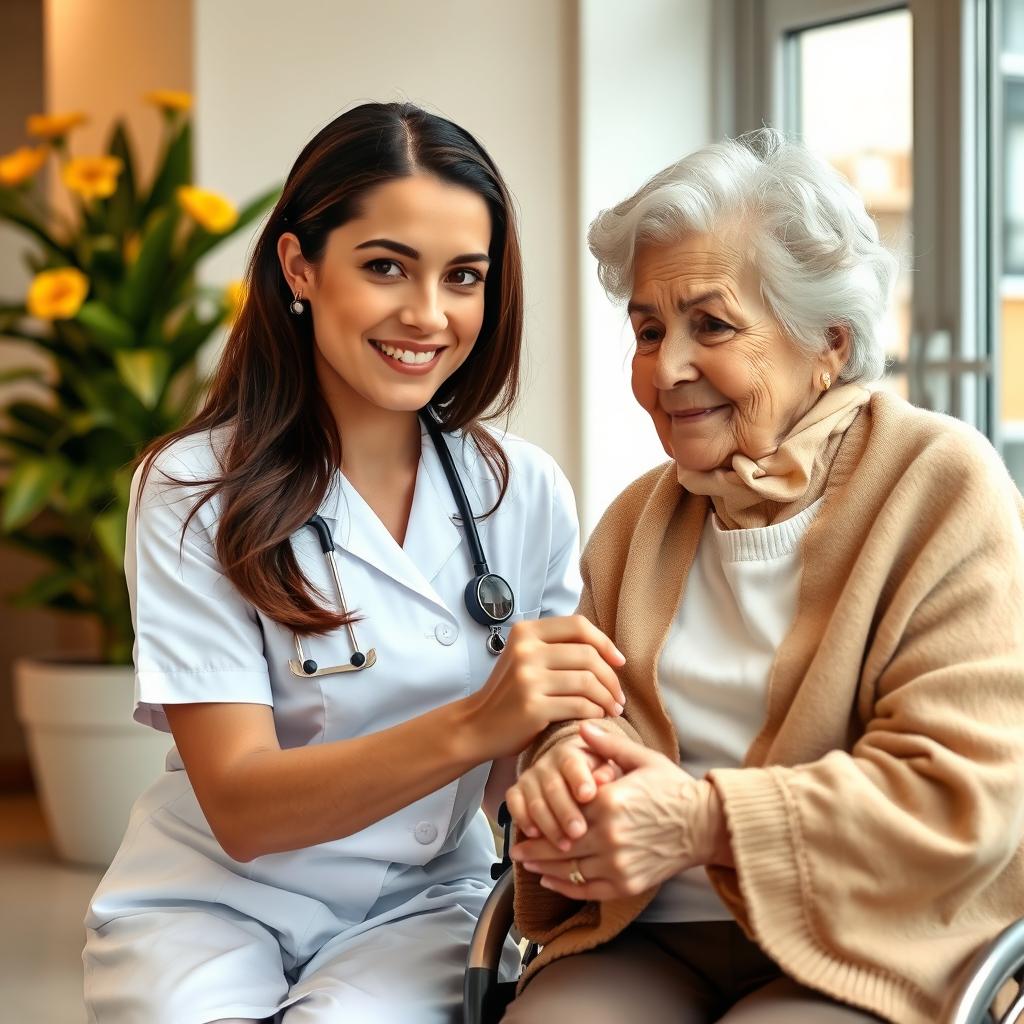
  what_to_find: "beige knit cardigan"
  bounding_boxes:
[513,391,1024,1024]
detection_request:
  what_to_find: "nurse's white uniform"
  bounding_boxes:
[83,422,582,1024]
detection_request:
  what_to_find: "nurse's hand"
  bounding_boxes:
[464,614,626,761]
[505,732,623,849]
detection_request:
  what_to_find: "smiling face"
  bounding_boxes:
[628,233,836,473]
[281,173,492,419]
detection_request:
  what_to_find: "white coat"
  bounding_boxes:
[83,422,582,1024]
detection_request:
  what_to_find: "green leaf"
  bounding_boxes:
[94,504,128,567]
[167,311,224,371]
[46,408,118,458]
[118,207,179,325]
[112,465,134,507]
[2,456,65,530]
[61,466,97,513]
[143,120,191,220]
[0,325,52,349]
[75,300,135,349]
[81,233,124,294]
[6,401,62,439]
[103,120,137,240]
[0,301,28,324]
[114,349,170,408]
[0,367,47,386]
[8,568,79,609]
[3,530,75,568]
[0,191,77,265]
[0,431,46,457]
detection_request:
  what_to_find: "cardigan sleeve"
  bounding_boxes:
[706,425,1024,1008]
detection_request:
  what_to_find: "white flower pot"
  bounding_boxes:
[14,657,170,867]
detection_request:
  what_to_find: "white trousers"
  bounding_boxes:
[84,880,520,1024]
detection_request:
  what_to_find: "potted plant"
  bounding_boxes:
[0,92,278,865]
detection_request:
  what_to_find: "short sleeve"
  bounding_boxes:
[540,460,583,619]
[127,445,271,733]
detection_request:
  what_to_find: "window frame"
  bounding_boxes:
[717,0,997,437]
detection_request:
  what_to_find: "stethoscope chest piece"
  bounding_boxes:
[464,571,514,658]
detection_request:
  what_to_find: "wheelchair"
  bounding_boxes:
[463,805,1024,1024]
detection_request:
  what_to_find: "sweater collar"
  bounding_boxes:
[675,384,870,529]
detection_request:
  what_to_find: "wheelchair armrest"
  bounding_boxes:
[465,870,516,1024]
[942,918,1024,1024]
[468,869,515,971]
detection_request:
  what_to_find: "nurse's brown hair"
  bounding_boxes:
[138,102,523,634]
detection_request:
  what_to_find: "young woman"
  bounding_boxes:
[83,101,626,1024]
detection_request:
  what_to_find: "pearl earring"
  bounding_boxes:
[820,370,832,392]
[289,290,305,315]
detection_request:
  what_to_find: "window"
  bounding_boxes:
[790,9,913,399]
[728,0,1024,485]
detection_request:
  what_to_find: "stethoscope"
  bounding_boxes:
[288,408,516,678]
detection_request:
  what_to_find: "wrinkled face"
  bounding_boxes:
[301,174,492,415]
[628,233,824,472]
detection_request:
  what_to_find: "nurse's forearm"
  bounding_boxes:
[215,697,489,861]
[483,756,518,820]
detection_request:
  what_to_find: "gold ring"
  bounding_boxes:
[568,859,587,886]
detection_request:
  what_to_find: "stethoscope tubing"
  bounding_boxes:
[291,407,514,676]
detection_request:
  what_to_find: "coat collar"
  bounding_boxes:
[313,426,465,613]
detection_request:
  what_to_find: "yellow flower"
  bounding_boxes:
[62,156,124,201]
[123,232,142,265]
[224,279,246,323]
[27,268,90,320]
[26,111,87,140]
[177,186,238,234]
[145,89,193,113]
[0,146,47,187]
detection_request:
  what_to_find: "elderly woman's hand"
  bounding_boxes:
[506,732,623,850]
[510,722,732,901]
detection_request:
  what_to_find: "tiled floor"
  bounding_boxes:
[0,794,102,1023]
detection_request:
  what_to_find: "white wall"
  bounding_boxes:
[578,0,714,534]
[193,0,581,481]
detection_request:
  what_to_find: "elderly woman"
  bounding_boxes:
[502,128,1024,1024]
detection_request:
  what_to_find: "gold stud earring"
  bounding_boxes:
[820,370,832,392]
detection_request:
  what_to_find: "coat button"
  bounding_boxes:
[434,622,458,646]
[414,822,438,844]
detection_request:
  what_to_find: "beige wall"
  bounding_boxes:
[0,0,59,779]
[0,0,47,782]
[193,0,581,482]
[44,0,192,192]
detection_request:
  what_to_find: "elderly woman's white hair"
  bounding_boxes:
[588,127,899,383]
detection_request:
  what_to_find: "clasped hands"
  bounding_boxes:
[506,720,731,902]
